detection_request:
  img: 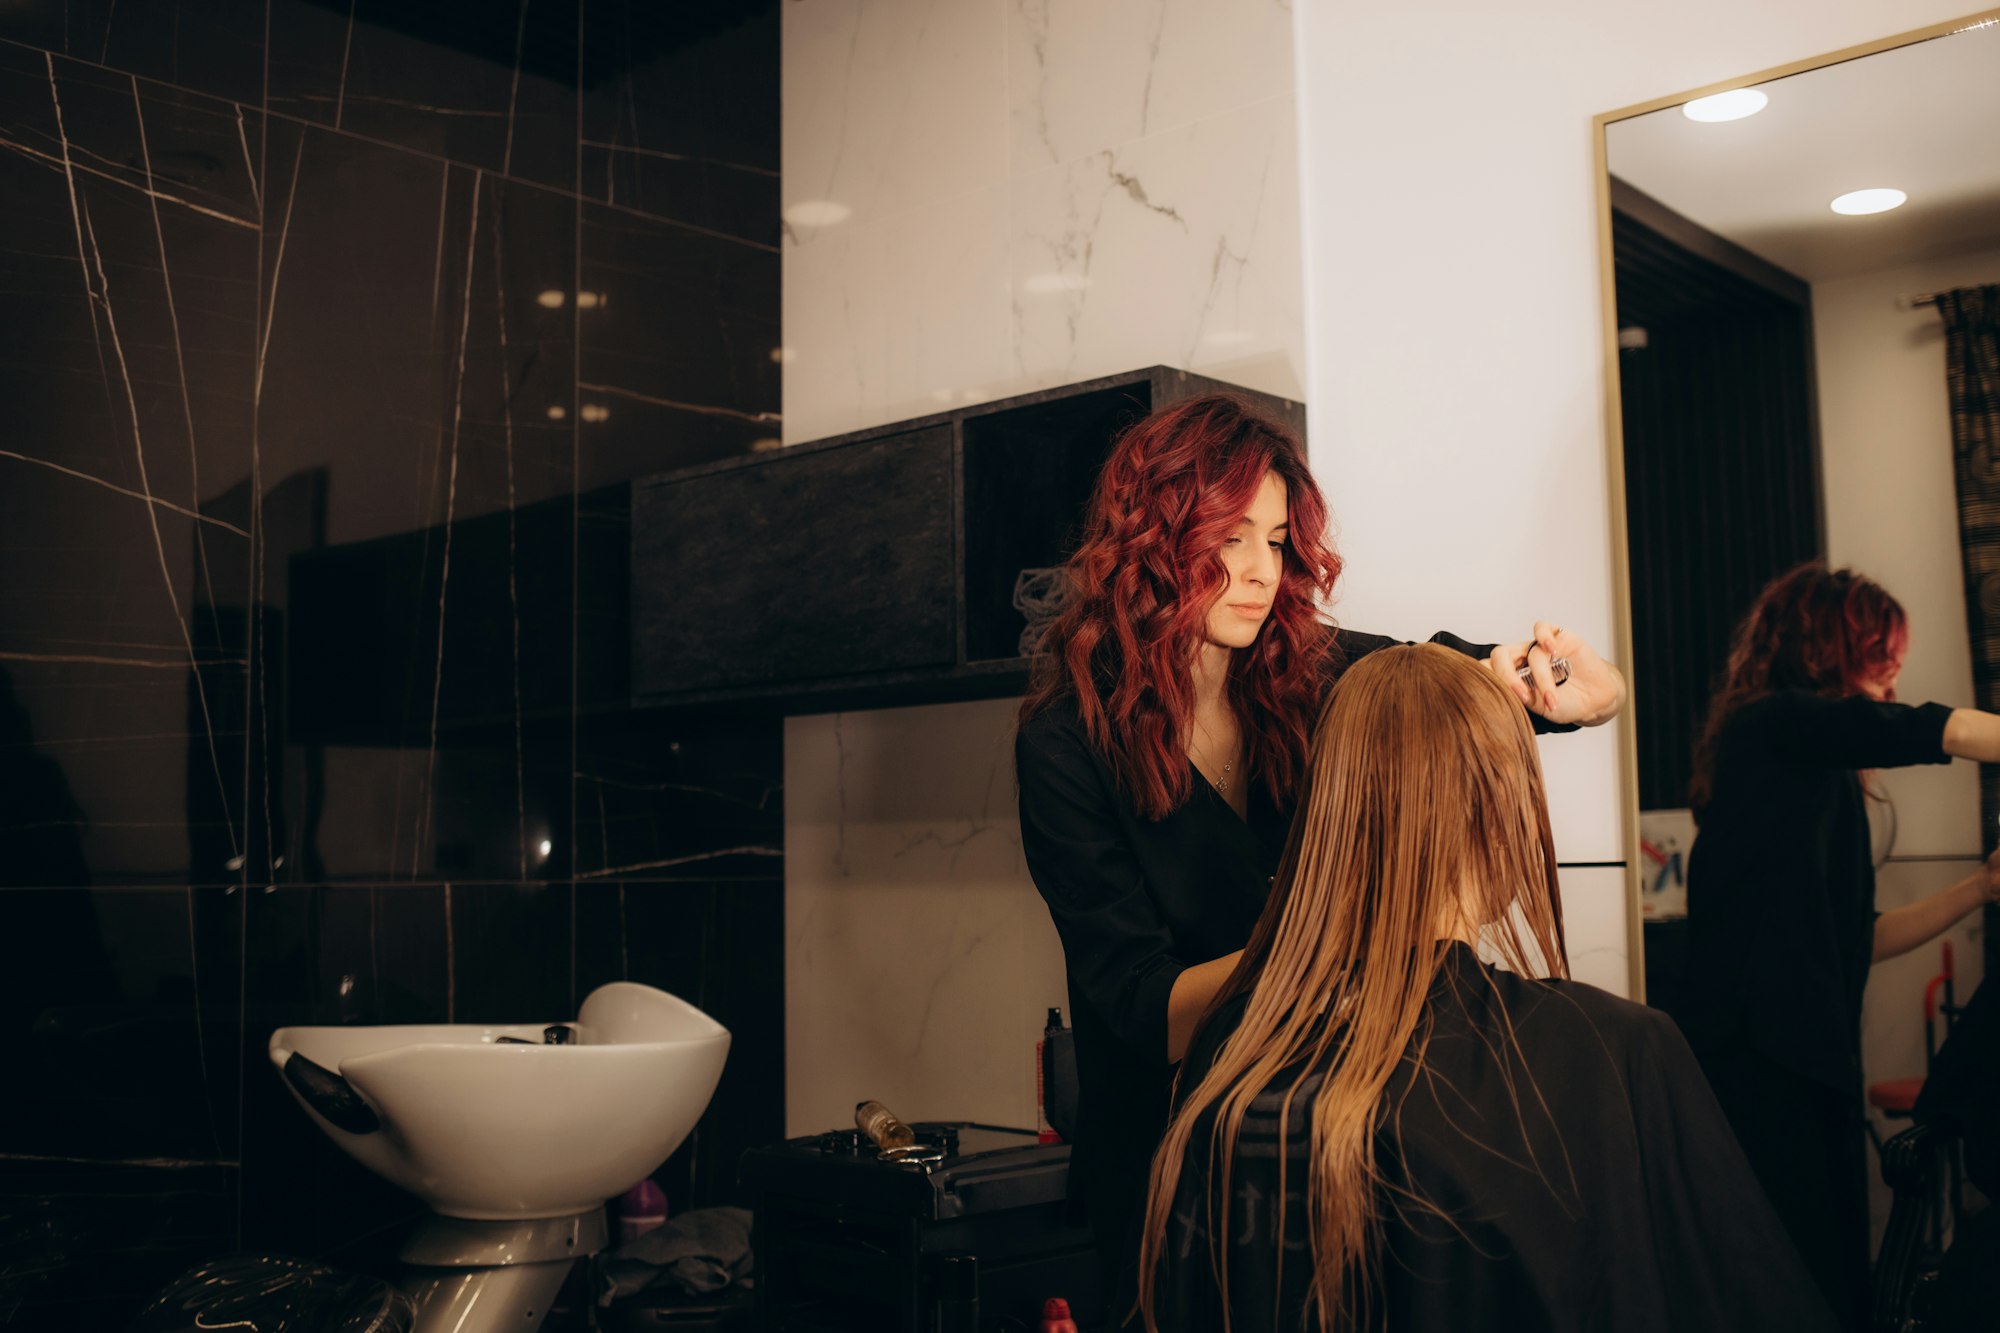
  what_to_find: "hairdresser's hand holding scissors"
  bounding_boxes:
[1488,621,1627,726]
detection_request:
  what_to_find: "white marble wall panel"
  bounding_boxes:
[1007,0,1296,172]
[1010,95,1302,403]
[782,0,1305,443]
[782,0,1009,231]
[784,698,1070,1136]
[784,184,1016,443]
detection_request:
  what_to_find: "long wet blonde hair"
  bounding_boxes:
[1137,643,1568,1331]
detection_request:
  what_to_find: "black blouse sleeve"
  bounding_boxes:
[1016,716,1186,1065]
[1755,693,1952,770]
[1335,627,1580,735]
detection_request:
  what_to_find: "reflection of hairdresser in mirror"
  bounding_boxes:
[1139,645,1835,1333]
[1013,395,1627,1315]
[1680,562,2000,1328]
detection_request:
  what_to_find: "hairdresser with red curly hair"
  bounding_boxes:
[1681,562,2000,1327]
[1014,394,1626,1313]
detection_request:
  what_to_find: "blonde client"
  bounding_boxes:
[1137,644,1834,1332]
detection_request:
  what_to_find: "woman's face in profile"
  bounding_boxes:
[1202,470,1288,652]
[1860,647,1905,702]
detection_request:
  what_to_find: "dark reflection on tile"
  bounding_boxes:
[1,49,263,887]
[573,708,782,881]
[0,1158,236,1333]
[579,0,778,245]
[576,142,778,250]
[279,496,597,882]
[574,879,783,1213]
[576,201,782,486]
[37,54,263,227]
[451,880,575,1022]
[265,0,580,193]
[0,888,242,1162]
[0,0,267,107]
[255,124,582,545]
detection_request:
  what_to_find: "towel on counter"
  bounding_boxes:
[597,1206,754,1304]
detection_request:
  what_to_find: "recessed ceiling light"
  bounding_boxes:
[1830,188,1907,216]
[536,289,566,308]
[784,200,852,228]
[1682,88,1768,123]
[1023,272,1091,294]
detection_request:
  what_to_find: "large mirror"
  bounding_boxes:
[1597,6,2000,1283]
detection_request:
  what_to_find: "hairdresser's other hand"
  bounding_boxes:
[1487,622,1626,727]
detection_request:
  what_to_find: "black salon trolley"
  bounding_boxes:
[739,1123,1101,1333]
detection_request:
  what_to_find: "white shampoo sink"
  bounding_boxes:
[270,982,729,1221]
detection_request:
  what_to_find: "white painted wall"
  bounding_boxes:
[1817,247,2000,855]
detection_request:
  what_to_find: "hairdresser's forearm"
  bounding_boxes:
[1942,708,2000,762]
[1872,872,1994,962]
[1166,951,1243,1063]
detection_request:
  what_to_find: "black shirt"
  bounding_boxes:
[1681,692,1952,1090]
[1157,945,1837,1332]
[1013,628,1556,1247]
[1914,974,1999,1195]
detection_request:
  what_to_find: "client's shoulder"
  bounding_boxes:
[1454,954,1679,1049]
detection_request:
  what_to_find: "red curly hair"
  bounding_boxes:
[1020,394,1343,819]
[1690,561,1909,811]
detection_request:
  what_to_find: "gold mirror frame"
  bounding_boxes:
[1590,8,2000,1003]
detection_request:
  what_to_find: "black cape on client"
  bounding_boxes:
[1152,943,1838,1333]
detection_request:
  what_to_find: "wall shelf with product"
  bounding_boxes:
[629,367,1305,714]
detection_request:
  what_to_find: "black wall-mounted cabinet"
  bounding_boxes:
[631,367,1305,713]
[635,427,957,692]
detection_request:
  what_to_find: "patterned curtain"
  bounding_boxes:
[1940,284,2000,974]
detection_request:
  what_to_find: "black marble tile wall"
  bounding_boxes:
[0,2,781,1327]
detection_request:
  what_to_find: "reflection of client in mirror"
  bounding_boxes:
[1138,645,1833,1333]
[1681,562,2000,1327]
